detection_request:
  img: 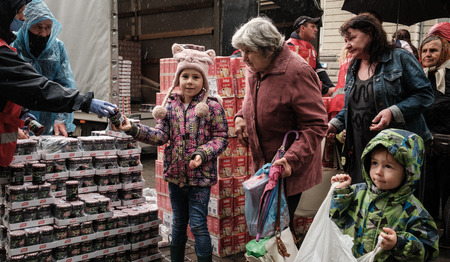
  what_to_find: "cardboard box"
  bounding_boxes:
[233,176,248,197]
[213,57,231,78]
[155,159,164,178]
[233,195,245,216]
[220,141,233,158]
[230,57,246,78]
[233,156,247,177]
[208,197,233,218]
[216,77,234,98]
[222,97,236,118]
[157,145,167,161]
[233,214,248,234]
[227,120,236,138]
[207,215,234,238]
[235,77,246,98]
[233,140,247,157]
[217,157,233,178]
[211,177,233,199]
[211,235,233,257]
[233,232,248,254]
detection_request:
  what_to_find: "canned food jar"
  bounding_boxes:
[66,138,78,152]
[67,158,82,171]
[24,161,39,175]
[79,157,93,170]
[115,252,127,262]
[24,185,39,200]
[108,173,119,185]
[24,140,38,155]
[37,204,51,219]
[119,172,132,184]
[98,198,110,213]
[131,187,143,199]
[53,245,68,260]
[128,212,140,226]
[148,243,159,255]
[40,225,54,243]
[39,249,52,262]
[38,183,51,199]
[9,163,25,185]
[103,136,116,150]
[54,203,72,220]
[25,228,40,246]
[106,216,117,230]
[7,186,25,202]
[94,174,109,186]
[116,233,128,246]
[10,255,25,261]
[93,218,106,232]
[119,188,132,200]
[81,240,94,254]
[68,223,81,238]
[127,249,140,261]
[53,225,68,240]
[109,108,125,127]
[84,198,99,215]
[93,237,105,251]
[82,175,95,187]
[130,154,141,166]
[31,163,46,185]
[105,235,116,248]
[71,201,84,217]
[25,252,39,262]
[105,156,118,169]
[139,247,148,258]
[54,158,67,173]
[78,137,94,152]
[65,180,79,201]
[80,221,94,235]
[8,208,24,224]
[92,138,105,151]
[24,206,37,222]
[8,230,26,249]
[118,155,131,167]
[131,171,142,182]
[116,212,129,228]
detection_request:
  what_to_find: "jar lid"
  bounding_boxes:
[27,185,38,190]
[9,163,25,168]
[81,221,93,226]
[27,252,39,257]
[32,163,46,168]
[85,199,99,205]
[25,206,37,211]
[26,228,40,235]
[10,230,26,237]
[40,204,50,208]
[9,186,24,191]
[40,226,53,232]
[54,225,68,230]
[66,180,79,186]
[106,155,118,160]
[10,255,24,260]
[68,158,81,162]
[56,203,71,209]
[70,223,81,228]
[71,201,84,207]
[128,212,139,218]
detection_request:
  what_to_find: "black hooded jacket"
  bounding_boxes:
[0,0,93,113]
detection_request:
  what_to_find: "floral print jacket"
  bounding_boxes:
[133,90,228,187]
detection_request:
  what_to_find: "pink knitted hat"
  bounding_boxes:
[152,43,216,120]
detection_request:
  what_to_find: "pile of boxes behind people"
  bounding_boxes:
[155,44,252,257]
[118,56,132,115]
[0,132,162,262]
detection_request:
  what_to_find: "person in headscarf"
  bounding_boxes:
[12,0,77,136]
[0,0,115,166]
[419,29,450,249]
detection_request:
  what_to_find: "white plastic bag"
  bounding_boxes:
[295,183,382,262]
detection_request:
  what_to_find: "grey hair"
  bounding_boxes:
[231,16,284,57]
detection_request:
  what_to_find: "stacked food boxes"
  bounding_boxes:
[118,57,132,115]
[0,134,162,262]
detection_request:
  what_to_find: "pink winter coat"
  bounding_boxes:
[237,43,328,196]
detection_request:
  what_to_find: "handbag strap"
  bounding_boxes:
[275,179,290,258]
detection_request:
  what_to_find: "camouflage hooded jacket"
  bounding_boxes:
[330,128,439,261]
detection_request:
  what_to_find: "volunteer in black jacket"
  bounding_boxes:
[0,0,115,166]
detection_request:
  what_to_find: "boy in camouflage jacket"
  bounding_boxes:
[330,128,439,261]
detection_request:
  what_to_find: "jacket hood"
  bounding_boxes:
[13,0,61,57]
[361,128,424,197]
[0,0,31,44]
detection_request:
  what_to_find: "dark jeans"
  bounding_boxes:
[169,183,212,257]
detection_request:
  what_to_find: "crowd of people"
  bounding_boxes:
[1,0,450,261]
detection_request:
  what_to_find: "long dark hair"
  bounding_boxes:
[393,29,419,59]
[340,14,394,66]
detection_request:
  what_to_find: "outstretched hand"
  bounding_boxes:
[379,227,397,251]
[110,115,132,132]
[90,99,117,117]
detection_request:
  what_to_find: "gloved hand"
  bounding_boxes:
[89,99,117,117]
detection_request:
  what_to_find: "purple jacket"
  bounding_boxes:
[134,90,228,187]
[237,43,328,196]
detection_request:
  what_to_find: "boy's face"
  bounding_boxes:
[179,68,203,104]
[369,148,405,190]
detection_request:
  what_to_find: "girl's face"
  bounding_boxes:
[369,148,405,190]
[421,39,442,68]
[180,69,203,104]
[344,28,371,60]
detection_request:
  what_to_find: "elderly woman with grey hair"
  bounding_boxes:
[232,16,328,234]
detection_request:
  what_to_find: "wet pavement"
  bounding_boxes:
[140,153,450,261]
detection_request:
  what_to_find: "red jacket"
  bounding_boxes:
[286,38,317,69]
[0,39,24,167]
[237,43,328,196]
